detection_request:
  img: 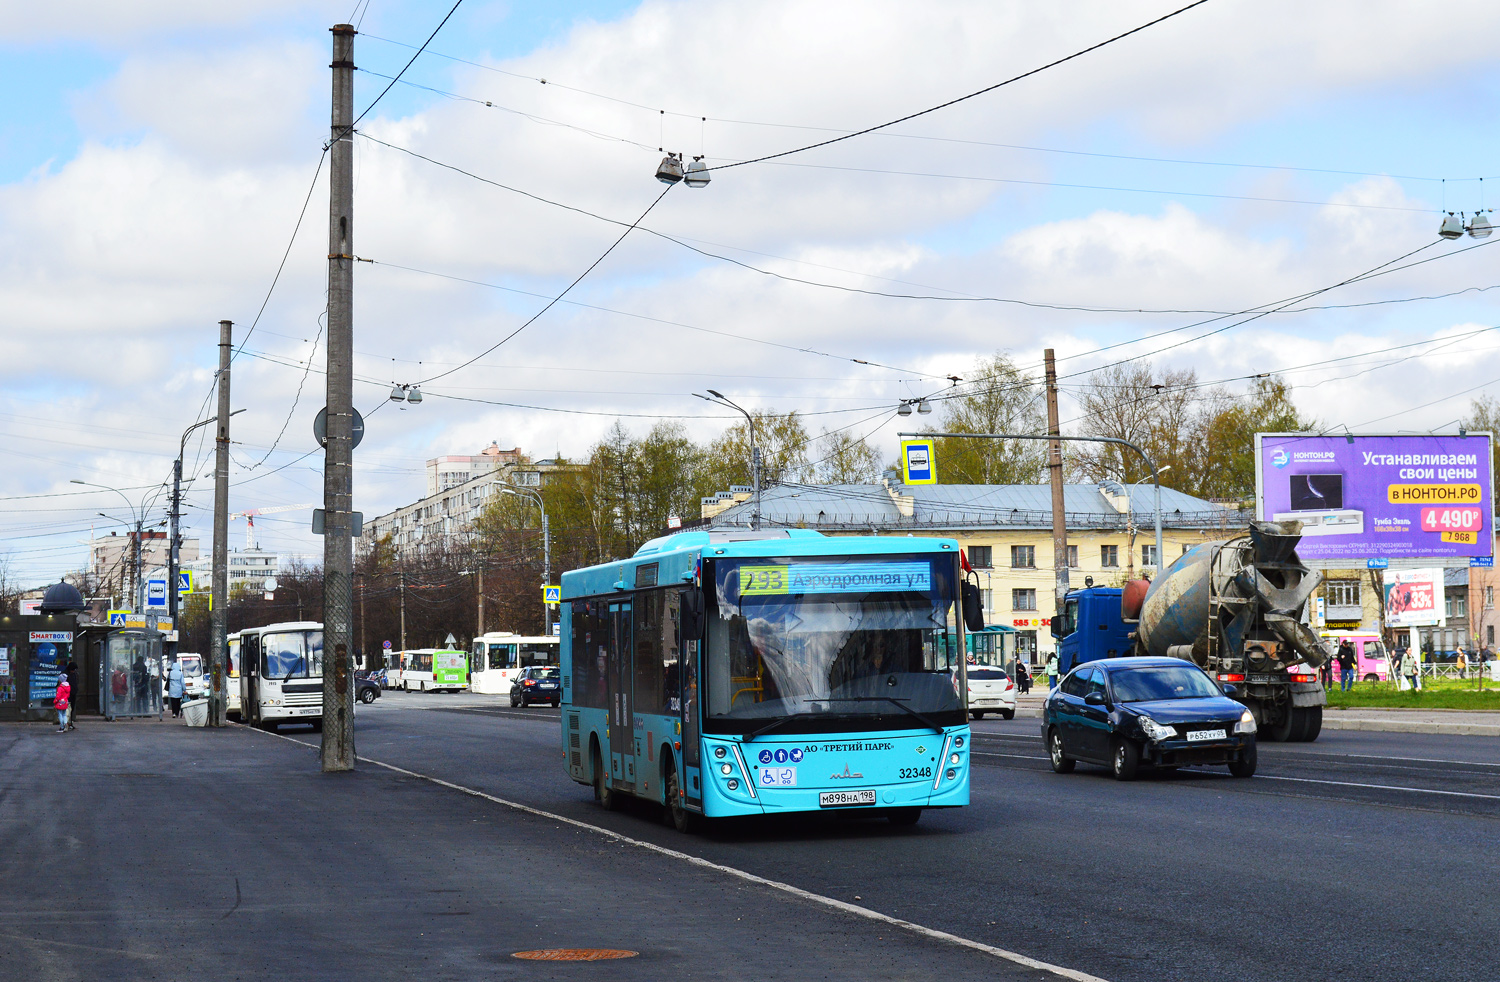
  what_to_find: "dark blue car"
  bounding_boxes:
[1041,657,1257,780]
[509,666,561,708]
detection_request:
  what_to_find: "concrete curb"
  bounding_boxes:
[1320,718,1500,737]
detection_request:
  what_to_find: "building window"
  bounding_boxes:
[980,588,993,612]
[1142,544,1158,567]
[1488,586,1495,610]
[1066,545,1078,568]
[1489,625,1495,645]
[1013,589,1037,611]
[1327,580,1360,608]
[968,546,992,569]
[1101,545,1119,568]
[1011,545,1035,568]
[1447,592,1467,619]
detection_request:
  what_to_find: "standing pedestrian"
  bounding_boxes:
[1014,658,1031,695]
[54,672,71,733]
[1400,645,1420,691]
[1336,641,1356,692]
[64,659,78,729]
[167,655,184,718]
[1045,651,1060,690]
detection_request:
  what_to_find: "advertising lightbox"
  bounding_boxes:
[1256,433,1494,562]
[1382,568,1445,627]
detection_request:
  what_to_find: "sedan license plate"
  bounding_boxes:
[819,789,876,808]
[1186,728,1227,742]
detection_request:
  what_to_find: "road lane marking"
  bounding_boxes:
[251,726,1109,982]
[1255,775,1500,801]
[1273,751,1500,768]
[975,751,1049,761]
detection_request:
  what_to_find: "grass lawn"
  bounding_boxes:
[1327,679,1500,711]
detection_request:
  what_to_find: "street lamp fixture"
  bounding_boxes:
[1439,212,1466,239]
[695,390,761,530]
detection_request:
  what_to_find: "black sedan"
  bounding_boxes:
[1041,657,1257,780]
[353,672,381,705]
[509,666,561,707]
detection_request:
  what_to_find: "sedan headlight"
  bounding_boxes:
[1138,716,1176,742]
[1235,709,1257,735]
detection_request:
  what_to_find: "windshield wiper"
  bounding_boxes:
[747,712,819,741]
[823,697,944,734]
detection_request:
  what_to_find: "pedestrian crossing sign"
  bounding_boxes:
[542,585,561,605]
[178,570,194,594]
[108,610,129,626]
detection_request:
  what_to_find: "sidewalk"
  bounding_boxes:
[1010,691,1500,737]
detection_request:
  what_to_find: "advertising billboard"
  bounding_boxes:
[1382,568,1445,627]
[1256,433,1494,562]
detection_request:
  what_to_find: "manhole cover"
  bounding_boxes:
[512,949,638,962]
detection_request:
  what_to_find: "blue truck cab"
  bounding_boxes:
[1052,587,1136,677]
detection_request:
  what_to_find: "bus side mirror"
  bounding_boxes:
[680,589,705,641]
[961,580,985,633]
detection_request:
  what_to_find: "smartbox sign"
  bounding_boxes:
[1256,432,1494,562]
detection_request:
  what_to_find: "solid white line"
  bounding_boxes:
[974,751,1049,761]
[249,726,1109,982]
[1255,774,1500,800]
[1281,751,1500,768]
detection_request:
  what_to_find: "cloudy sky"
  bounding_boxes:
[3,0,1499,585]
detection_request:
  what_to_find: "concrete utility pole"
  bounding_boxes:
[476,566,484,636]
[1044,350,1070,621]
[322,23,358,772]
[207,319,233,726]
[398,569,407,654]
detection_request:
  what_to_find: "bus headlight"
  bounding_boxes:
[949,753,961,765]
[946,768,957,781]
[726,779,739,791]
[953,735,965,749]
[720,763,733,776]
[713,746,727,759]
[1235,709,1257,735]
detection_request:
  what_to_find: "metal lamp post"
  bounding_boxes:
[73,480,151,612]
[501,487,551,635]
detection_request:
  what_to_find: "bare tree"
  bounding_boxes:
[927,352,1047,484]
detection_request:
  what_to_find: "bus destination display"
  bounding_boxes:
[737,561,932,596]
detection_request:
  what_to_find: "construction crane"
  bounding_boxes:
[231,504,314,550]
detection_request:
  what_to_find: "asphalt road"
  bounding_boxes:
[5,693,1498,981]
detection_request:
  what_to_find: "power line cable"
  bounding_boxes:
[708,0,1214,173]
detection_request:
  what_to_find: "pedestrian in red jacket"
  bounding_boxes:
[55,676,71,733]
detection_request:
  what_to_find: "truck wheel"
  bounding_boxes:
[1264,708,1295,742]
[1047,729,1075,774]
[1295,706,1322,742]
[1111,739,1140,781]
[1229,740,1257,778]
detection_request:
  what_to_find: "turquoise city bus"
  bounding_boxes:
[560,529,974,831]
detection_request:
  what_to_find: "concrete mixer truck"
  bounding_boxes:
[1051,520,1331,742]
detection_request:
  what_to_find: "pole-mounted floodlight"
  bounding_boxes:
[1468,210,1493,239]
[389,384,406,402]
[684,156,711,188]
[897,401,913,416]
[917,398,932,415]
[1440,212,1466,239]
[407,386,423,405]
[655,153,684,184]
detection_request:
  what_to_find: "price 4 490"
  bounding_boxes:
[1421,507,1484,533]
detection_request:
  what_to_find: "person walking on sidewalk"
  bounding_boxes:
[166,655,185,718]
[1336,641,1356,692]
[54,673,71,733]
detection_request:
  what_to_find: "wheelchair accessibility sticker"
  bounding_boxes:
[759,766,797,788]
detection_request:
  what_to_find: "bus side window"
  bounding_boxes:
[633,590,665,716]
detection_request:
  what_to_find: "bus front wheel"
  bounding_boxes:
[887,808,922,827]
[664,765,699,834]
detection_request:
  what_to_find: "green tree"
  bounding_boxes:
[1073,362,1201,487]
[1461,395,1500,513]
[813,427,884,484]
[704,409,812,490]
[1197,376,1315,501]
[926,352,1046,484]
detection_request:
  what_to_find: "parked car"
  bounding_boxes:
[509,666,561,707]
[1042,657,1258,781]
[966,666,1017,719]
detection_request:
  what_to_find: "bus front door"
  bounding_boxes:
[608,602,636,792]
[241,635,261,724]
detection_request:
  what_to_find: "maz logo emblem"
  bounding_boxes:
[830,764,864,780]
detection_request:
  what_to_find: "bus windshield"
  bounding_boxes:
[706,555,962,731]
[262,631,324,679]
